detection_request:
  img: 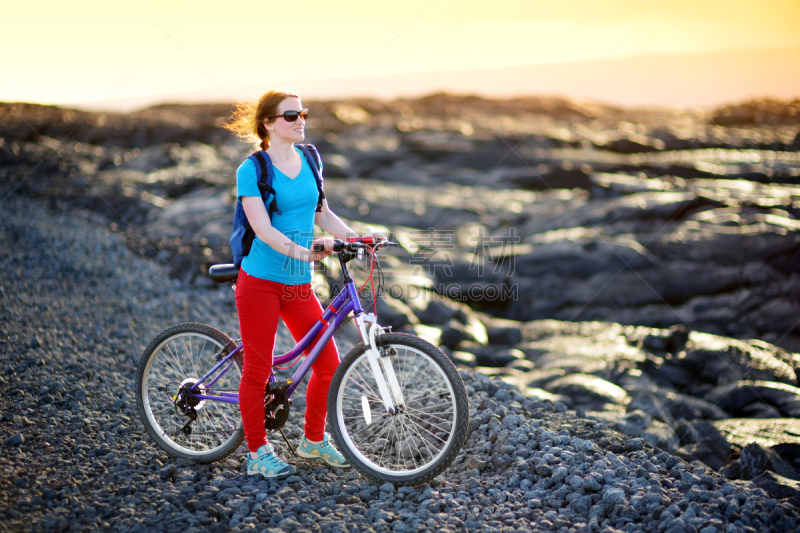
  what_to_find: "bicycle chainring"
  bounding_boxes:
[264,391,290,430]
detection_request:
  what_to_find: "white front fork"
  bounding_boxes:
[355,314,405,413]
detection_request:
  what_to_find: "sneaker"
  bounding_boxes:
[247,443,296,479]
[297,433,351,468]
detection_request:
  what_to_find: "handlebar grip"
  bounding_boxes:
[347,235,377,244]
[324,239,396,253]
[312,244,325,252]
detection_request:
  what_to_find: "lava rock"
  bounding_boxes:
[706,380,800,418]
[751,471,800,502]
[739,443,800,480]
[544,373,629,407]
[5,433,24,446]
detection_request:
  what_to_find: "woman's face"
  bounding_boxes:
[267,96,305,144]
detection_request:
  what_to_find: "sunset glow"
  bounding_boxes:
[3,0,799,109]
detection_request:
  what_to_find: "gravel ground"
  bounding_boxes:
[1,195,799,533]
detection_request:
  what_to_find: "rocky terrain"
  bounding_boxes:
[2,196,800,532]
[2,94,800,531]
[1,95,798,349]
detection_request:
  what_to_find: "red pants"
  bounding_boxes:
[235,270,340,452]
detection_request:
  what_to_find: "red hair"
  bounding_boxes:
[224,88,299,150]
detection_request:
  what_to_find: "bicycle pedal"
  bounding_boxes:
[268,379,293,392]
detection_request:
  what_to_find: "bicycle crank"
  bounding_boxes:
[264,380,292,430]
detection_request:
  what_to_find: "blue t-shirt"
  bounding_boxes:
[236,147,319,284]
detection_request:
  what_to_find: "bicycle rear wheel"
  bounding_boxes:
[328,333,469,486]
[136,322,244,463]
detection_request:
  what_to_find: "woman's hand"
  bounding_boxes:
[308,237,334,262]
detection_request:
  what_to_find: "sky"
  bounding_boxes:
[2,0,799,110]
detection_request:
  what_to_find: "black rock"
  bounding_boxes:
[641,325,689,354]
[675,421,700,446]
[739,443,799,481]
[675,437,730,471]
[510,168,592,191]
[6,433,24,446]
[752,471,800,502]
[545,373,628,407]
[601,135,662,154]
[692,420,732,454]
[159,464,176,481]
[416,299,466,325]
[375,296,418,330]
[737,401,782,418]
[440,320,479,349]
[476,348,524,368]
[628,393,676,426]
[626,439,645,452]
[706,380,800,418]
[676,397,731,422]
[719,461,742,480]
[487,326,522,346]
[772,443,800,473]
[447,350,477,367]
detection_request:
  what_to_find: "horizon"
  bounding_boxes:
[58,46,800,114]
[4,1,800,113]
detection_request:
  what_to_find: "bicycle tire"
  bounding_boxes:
[136,322,244,463]
[328,332,469,486]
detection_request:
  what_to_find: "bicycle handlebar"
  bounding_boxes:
[313,239,397,253]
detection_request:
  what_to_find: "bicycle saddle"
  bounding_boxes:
[208,264,240,283]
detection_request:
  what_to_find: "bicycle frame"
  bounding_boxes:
[185,262,369,405]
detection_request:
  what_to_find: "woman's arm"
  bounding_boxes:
[242,196,331,261]
[314,199,359,240]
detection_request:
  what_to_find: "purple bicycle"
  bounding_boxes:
[135,238,469,486]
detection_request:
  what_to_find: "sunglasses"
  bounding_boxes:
[267,109,309,122]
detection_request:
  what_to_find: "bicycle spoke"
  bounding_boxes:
[357,414,393,456]
[159,346,186,380]
[334,338,465,479]
[138,326,244,459]
[404,398,453,412]
[402,364,440,404]
[351,366,383,402]
[165,341,188,376]
[398,416,420,470]
[180,336,194,374]
[342,387,383,404]
[347,411,390,439]
[403,405,453,425]
[188,337,206,381]
[384,416,401,469]
[404,412,450,443]
[400,351,409,389]
[210,400,236,431]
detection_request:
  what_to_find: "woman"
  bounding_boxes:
[224,89,358,478]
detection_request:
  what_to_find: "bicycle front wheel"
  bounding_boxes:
[328,333,469,486]
[136,322,244,463]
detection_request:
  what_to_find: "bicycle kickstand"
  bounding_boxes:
[277,427,299,459]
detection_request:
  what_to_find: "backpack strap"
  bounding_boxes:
[249,151,281,218]
[297,144,326,213]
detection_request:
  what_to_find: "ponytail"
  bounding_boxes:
[224,88,299,150]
